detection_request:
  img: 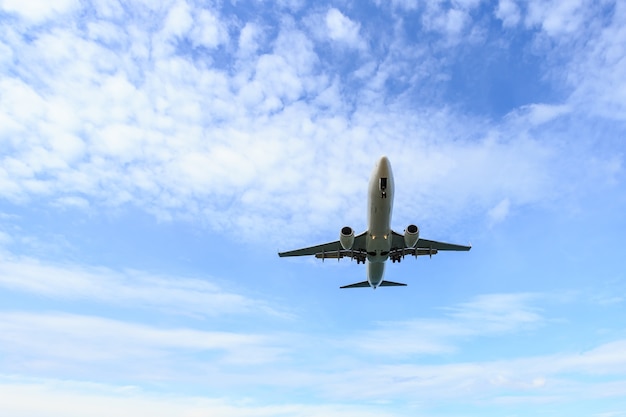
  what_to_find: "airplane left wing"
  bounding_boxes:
[278,232,367,257]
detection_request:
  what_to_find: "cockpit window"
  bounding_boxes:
[379,177,387,191]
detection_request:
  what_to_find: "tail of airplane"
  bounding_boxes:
[340,280,407,289]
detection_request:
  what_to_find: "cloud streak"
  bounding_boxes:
[0,254,287,318]
[0,280,625,410]
[0,377,401,417]
[0,311,284,378]
[344,293,543,357]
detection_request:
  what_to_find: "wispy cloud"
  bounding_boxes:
[0,376,402,417]
[0,254,288,318]
[496,0,522,27]
[0,0,80,23]
[345,293,543,357]
[317,341,626,403]
[324,8,366,49]
[1,290,625,409]
[0,311,284,374]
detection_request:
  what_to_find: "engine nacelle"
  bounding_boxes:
[404,224,419,248]
[340,226,355,250]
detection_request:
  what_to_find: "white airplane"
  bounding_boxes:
[278,156,471,289]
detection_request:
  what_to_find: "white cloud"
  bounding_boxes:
[0,312,285,374]
[566,2,626,120]
[0,0,621,243]
[190,9,229,49]
[0,230,11,245]
[446,293,543,327]
[488,198,511,224]
[87,20,128,46]
[51,196,90,209]
[325,8,364,49]
[0,63,595,239]
[238,22,263,56]
[0,377,399,417]
[0,0,79,22]
[495,0,521,27]
[161,0,194,40]
[421,2,475,41]
[507,103,571,126]
[1,290,625,407]
[525,0,590,36]
[347,293,543,357]
[90,0,125,20]
[277,0,306,12]
[0,77,48,132]
[273,24,320,77]
[0,254,287,318]
[319,343,626,402]
[254,54,304,102]
[160,2,228,50]
[444,8,469,35]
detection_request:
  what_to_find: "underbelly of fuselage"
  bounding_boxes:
[367,261,386,287]
[365,231,392,261]
[367,249,390,263]
[365,234,391,286]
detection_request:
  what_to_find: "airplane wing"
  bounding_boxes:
[278,232,368,257]
[391,231,471,252]
[416,238,472,251]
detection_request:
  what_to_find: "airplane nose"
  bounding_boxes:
[378,156,391,175]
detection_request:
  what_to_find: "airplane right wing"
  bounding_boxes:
[416,238,472,252]
[278,232,368,257]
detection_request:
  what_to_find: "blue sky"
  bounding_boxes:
[0,0,625,416]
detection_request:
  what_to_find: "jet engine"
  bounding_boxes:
[340,226,355,250]
[404,224,419,248]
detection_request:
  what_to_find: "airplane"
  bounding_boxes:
[278,156,471,289]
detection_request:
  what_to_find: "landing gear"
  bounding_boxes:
[390,253,402,263]
[349,250,366,264]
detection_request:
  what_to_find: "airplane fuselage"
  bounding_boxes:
[365,156,394,287]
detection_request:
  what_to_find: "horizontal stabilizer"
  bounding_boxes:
[340,281,370,289]
[340,280,407,289]
[379,280,407,287]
